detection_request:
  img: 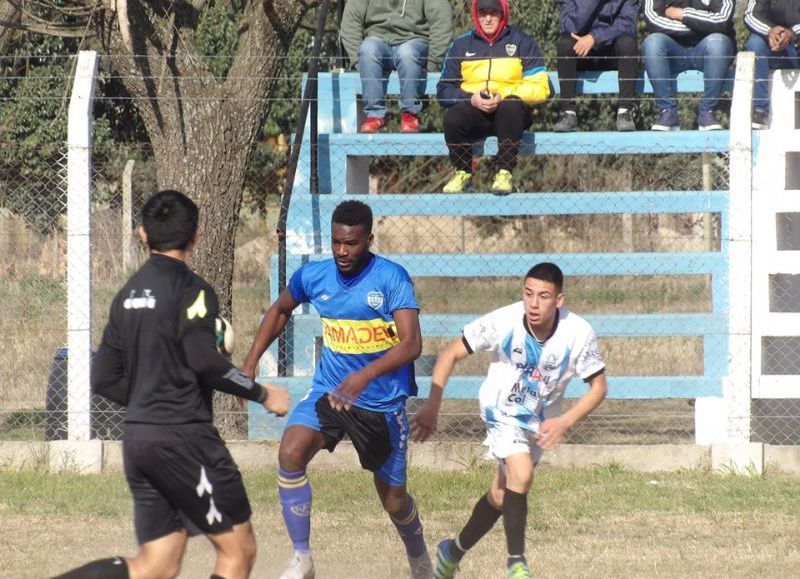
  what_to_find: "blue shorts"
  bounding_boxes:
[287,389,409,486]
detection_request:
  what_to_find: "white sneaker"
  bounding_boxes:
[409,550,434,579]
[278,551,315,579]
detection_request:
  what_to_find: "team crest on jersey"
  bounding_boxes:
[367,291,384,309]
[543,353,560,371]
[505,43,517,56]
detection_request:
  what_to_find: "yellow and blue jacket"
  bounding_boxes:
[436,25,550,108]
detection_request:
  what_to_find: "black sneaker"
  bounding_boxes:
[553,111,578,132]
[752,109,769,130]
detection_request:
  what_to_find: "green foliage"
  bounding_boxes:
[1,410,46,440]
[0,30,147,231]
[243,9,342,211]
[196,0,241,78]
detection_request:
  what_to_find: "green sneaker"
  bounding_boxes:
[491,169,513,195]
[443,170,472,193]
[434,539,459,579]
[507,560,531,579]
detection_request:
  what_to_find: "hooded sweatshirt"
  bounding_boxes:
[436,0,550,107]
[340,0,454,71]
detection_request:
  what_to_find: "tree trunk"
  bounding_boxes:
[96,0,312,437]
[0,1,19,54]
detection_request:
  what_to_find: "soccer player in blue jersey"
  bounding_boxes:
[411,263,608,579]
[242,200,433,579]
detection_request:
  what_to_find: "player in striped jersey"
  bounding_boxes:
[411,263,607,579]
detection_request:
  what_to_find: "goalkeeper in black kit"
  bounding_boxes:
[53,190,290,579]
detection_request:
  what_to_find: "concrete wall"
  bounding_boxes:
[3,441,800,477]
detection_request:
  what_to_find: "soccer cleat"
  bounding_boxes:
[507,560,532,579]
[443,170,472,193]
[434,539,459,579]
[491,169,514,195]
[409,550,435,579]
[752,109,769,130]
[278,551,315,579]
[697,109,722,131]
[651,108,679,131]
[616,109,635,132]
[401,112,420,133]
[361,116,386,133]
[553,110,578,132]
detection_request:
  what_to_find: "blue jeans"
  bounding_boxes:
[643,32,734,113]
[357,36,429,118]
[746,34,800,114]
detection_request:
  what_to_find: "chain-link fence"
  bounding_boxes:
[0,142,70,442]
[275,138,731,445]
[2,50,800,448]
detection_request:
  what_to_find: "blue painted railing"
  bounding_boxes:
[249,68,744,439]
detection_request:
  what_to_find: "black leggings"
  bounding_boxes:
[442,97,532,172]
[556,33,638,111]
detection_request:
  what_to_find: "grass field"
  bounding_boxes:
[1,463,798,578]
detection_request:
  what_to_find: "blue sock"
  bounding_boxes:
[278,468,312,552]
[390,494,427,558]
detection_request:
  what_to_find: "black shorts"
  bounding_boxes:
[313,394,409,486]
[123,422,251,544]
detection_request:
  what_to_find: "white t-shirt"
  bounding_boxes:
[462,302,605,433]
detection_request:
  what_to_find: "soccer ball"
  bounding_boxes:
[215,315,235,356]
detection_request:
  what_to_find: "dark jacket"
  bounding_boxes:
[436,0,549,107]
[744,0,800,38]
[643,0,735,43]
[558,0,639,48]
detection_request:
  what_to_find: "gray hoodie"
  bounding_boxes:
[340,0,454,70]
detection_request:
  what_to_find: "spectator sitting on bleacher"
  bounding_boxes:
[553,0,639,132]
[437,0,550,195]
[744,0,800,129]
[340,0,453,134]
[642,0,735,131]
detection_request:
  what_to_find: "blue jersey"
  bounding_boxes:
[288,255,419,411]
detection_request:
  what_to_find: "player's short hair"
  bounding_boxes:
[141,190,199,251]
[331,200,373,233]
[525,262,564,292]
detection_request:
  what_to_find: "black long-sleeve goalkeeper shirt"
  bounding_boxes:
[92,254,265,425]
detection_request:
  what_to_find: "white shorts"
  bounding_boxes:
[482,420,543,465]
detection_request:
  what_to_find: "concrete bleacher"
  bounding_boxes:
[249,58,758,442]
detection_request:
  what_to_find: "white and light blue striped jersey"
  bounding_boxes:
[463,302,605,433]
